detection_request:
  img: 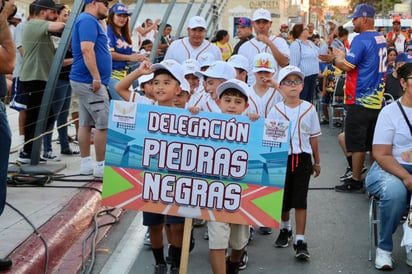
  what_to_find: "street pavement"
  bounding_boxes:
[1,103,411,274]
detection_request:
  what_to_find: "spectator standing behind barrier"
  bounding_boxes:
[156,23,172,63]
[289,23,320,103]
[385,53,411,101]
[0,0,16,270]
[164,16,222,63]
[42,4,79,161]
[212,29,233,61]
[365,62,412,270]
[238,8,289,86]
[69,0,111,178]
[319,4,386,193]
[387,17,409,54]
[232,17,253,55]
[107,3,146,101]
[17,0,65,164]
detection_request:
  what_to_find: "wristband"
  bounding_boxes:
[93,79,101,82]
[314,163,321,167]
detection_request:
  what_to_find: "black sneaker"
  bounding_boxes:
[18,152,47,164]
[239,248,248,270]
[153,264,167,274]
[275,228,293,247]
[335,178,365,194]
[339,166,352,181]
[248,227,255,242]
[293,240,310,260]
[61,148,80,155]
[258,226,272,235]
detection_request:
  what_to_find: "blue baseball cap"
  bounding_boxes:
[395,53,412,63]
[236,17,252,28]
[347,4,375,19]
[109,3,131,15]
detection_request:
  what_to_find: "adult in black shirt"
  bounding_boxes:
[232,17,254,55]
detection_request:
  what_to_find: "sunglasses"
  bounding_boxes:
[281,79,303,86]
[95,0,109,7]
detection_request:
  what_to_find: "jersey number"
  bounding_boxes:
[378,47,387,73]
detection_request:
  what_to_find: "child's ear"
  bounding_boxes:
[244,102,249,110]
[216,98,221,107]
[176,86,182,95]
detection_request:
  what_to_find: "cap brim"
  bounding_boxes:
[150,63,181,83]
[216,81,249,98]
[253,68,275,73]
[279,71,305,83]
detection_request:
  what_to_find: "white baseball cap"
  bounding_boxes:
[198,52,216,68]
[138,73,154,85]
[187,16,207,29]
[13,12,23,20]
[180,78,191,93]
[151,59,185,85]
[253,8,271,22]
[252,52,276,73]
[182,59,200,77]
[195,61,236,80]
[277,65,305,83]
[216,79,250,98]
[228,55,249,71]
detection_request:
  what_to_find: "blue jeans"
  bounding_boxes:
[300,74,318,103]
[43,79,72,152]
[0,101,11,215]
[365,162,412,252]
[108,77,123,101]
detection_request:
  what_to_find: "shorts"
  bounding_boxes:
[142,212,185,226]
[70,80,109,130]
[70,92,79,114]
[282,153,312,211]
[207,221,249,250]
[321,92,333,104]
[345,104,380,152]
[10,78,27,111]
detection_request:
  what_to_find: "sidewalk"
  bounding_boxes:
[0,105,118,273]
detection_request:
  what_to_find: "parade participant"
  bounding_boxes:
[268,66,321,260]
[207,79,252,274]
[319,4,386,192]
[0,0,15,270]
[365,62,412,270]
[238,8,289,86]
[70,0,111,177]
[164,16,221,63]
[232,17,254,55]
[17,0,65,164]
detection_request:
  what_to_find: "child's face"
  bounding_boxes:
[217,94,248,115]
[204,77,225,100]
[235,68,247,82]
[173,91,190,108]
[279,74,303,98]
[254,71,275,85]
[143,43,153,51]
[141,80,156,100]
[153,74,181,106]
[185,74,200,93]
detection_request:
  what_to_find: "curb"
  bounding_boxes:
[3,182,119,274]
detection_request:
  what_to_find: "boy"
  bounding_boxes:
[267,66,321,260]
[190,61,236,113]
[247,52,283,120]
[227,54,249,83]
[208,79,252,274]
[137,73,156,101]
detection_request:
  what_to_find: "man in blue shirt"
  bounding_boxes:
[70,0,112,178]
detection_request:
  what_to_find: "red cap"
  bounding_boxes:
[281,23,288,28]
[393,17,401,23]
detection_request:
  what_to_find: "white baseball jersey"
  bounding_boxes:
[246,87,283,118]
[238,35,290,86]
[165,37,222,64]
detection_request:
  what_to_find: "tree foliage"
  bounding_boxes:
[349,0,402,16]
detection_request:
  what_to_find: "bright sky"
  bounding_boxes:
[328,0,348,6]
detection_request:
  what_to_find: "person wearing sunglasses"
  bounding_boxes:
[69,0,111,178]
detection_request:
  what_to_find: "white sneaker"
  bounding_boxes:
[406,247,412,266]
[375,248,393,270]
[80,157,93,175]
[93,164,104,178]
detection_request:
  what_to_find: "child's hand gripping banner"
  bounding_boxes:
[102,101,290,228]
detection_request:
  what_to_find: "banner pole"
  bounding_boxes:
[179,218,193,274]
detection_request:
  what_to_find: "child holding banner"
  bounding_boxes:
[267,65,321,260]
[207,78,253,274]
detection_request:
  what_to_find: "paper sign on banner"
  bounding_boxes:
[102,101,290,228]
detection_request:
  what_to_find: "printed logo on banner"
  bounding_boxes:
[102,102,290,228]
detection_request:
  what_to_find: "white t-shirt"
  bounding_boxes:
[247,87,283,118]
[164,37,222,64]
[267,100,321,155]
[238,35,290,86]
[373,99,412,165]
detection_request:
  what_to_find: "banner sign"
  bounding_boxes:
[102,102,290,227]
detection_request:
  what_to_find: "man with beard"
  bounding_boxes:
[17,0,65,164]
[232,17,254,55]
[69,0,111,178]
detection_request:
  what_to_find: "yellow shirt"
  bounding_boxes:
[214,41,233,61]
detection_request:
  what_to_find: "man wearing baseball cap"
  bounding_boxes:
[238,8,289,86]
[165,15,221,64]
[319,5,387,262]
[387,16,409,53]
[232,17,254,55]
